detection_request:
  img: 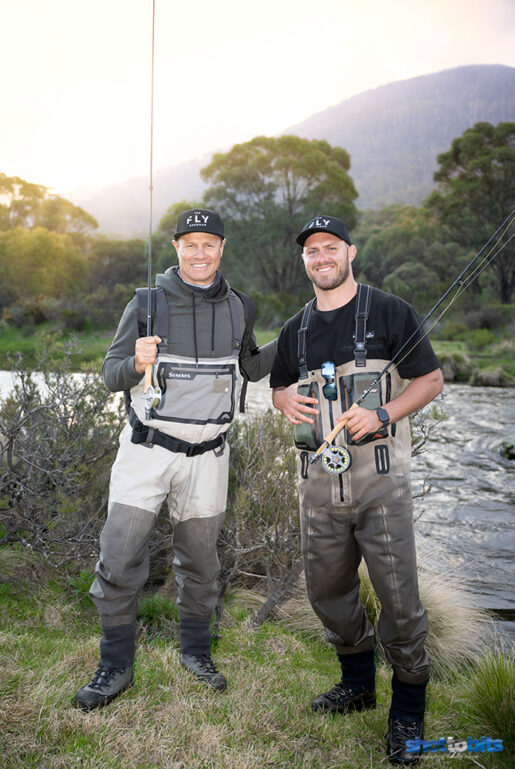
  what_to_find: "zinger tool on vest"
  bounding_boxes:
[309,210,514,474]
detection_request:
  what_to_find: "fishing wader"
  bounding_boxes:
[293,290,429,726]
[85,293,244,698]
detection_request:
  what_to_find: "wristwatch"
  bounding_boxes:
[376,407,390,427]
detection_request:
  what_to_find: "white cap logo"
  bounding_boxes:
[308,217,330,229]
[186,213,209,226]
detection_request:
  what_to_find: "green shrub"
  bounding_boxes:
[469,328,495,350]
[440,320,468,341]
[0,333,124,571]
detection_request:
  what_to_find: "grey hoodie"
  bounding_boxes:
[102,266,277,393]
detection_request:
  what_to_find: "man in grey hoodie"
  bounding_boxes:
[74,208,276,710]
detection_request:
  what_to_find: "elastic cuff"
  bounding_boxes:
[180,617,211,655]
[390,671,428,720]
[100,623,136,667]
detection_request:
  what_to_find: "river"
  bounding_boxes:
[1,372,514,639]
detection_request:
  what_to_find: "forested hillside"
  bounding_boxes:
[74,65,515,236]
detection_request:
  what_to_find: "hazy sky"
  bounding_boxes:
[1,0,514,197]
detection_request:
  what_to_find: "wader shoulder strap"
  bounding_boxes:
[226,291,243,358]
[354,283,372,367]
[228,288,258,413]
[297,298,316,380]
[135,287,168,354]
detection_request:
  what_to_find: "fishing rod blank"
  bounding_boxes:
[144,0,162,418]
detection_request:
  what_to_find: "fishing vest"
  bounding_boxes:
[293,284,413,511]
[128,287,246,451]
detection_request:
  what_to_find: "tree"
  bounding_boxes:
[201,135,358,295]
[0,228,88,312]
[352,206,470,309]
[427,122,515,303]
[0,173,98,236]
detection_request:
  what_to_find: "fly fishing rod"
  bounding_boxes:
[144,0,162,419]
[310,209,515,468]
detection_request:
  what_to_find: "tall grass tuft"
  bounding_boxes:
[276,557,492,674]
[462,652,515,752]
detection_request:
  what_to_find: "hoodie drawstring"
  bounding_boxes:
[192,293,199,365]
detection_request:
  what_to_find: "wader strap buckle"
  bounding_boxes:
[129,409,225,457]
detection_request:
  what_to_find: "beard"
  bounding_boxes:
[306,256,350,291]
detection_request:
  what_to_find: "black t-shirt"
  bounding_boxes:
[270,286,440,388]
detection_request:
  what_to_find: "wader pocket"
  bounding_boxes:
[152,361,237,425]
[294,382,321,451]
[340,372,388,446]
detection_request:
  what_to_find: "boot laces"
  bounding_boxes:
[89,665,125,691]
[195,655,219,675]
[390,717,423,743]
[325,682,359,703]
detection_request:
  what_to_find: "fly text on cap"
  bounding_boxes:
[186,214,209,226]
[308,218,331,229]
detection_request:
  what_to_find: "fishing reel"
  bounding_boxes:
[321,445,352,475]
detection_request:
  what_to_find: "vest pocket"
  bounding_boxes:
[153,360,237,424]
[293,382,321,451]
[339,372,388,446]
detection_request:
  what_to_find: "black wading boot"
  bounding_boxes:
[312,649,376,714]
[73,623,136,711]
[73,664,134,711]
[180,654,227,691]
[386,672,427,765]
[179,617,227,691]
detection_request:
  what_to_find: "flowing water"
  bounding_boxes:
[1,371,514,639]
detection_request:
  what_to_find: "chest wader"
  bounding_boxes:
[90,292,244,661]
[294,285,430,685]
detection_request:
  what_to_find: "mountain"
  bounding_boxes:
[74,65,515,236]
[283,64,515,210]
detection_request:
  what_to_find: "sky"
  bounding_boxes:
[1,0,514,198]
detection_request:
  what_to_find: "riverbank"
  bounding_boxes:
[0,325,513,383]
[0,548,513,769]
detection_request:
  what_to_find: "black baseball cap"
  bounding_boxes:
[174,208,224,240]
[296,215,351,247]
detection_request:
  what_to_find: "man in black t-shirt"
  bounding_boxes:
[271,215,443,766]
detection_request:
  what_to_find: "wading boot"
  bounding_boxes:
[73,664,133,711]
[180,653,227,691]
[311,682,376,714]
[386,716,424,765]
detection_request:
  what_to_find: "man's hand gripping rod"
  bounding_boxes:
[308,399,360,466]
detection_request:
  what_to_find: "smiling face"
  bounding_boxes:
[173,232,225,286]
[301,232,356,291]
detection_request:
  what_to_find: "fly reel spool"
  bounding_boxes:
[321,445,352,474]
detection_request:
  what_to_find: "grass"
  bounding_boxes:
[0,547,513,769]
[0,323,512,379]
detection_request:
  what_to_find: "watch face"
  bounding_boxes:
[377,408,389,424]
